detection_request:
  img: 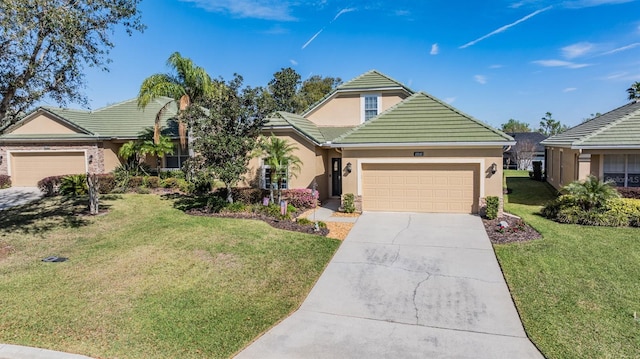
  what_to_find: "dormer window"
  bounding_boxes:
[361,94,381,122]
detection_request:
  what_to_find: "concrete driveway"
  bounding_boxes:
[0,187,43,210]
[235,212,543,359]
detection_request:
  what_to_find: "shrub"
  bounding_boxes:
[281,188,318,209]
[178,179,195,193]
[297,217,313,225]
[485,196,500,219]
[564,175,619,211]
[543,196,640,227]
[342,193,356,213]
[160,170,185,180]
[0,174,11,189]
[222,202,247,213]
[206,195,228,213]
[317,221,327,228]
[616,187,640,199]
[60,174,88,197]
[255,203,291,220]
[232,187,267,205]
[96,174,116,194]
[144,176,160,188]
[128,176,145,189]
[135,187,151,194]
[37,175,66,196]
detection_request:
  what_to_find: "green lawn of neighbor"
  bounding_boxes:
[496,170,640,358]
[0,194,340,359]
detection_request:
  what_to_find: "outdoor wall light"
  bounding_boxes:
[88,154,93,164]
[0,155,3,164]
[346,162,353,173]
[490,162,497,174]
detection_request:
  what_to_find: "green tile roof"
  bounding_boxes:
[1,97,180,140]
[263,111,326,143]
[333,92,513,145]
[541,101,640,148]
[318,127,355,142]
[337,70,413,92]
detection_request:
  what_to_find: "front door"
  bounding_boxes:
[332,158,342,197]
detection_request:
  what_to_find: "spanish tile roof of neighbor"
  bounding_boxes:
[541,101,640,148]
[1,97,179,139]
[333,92,513,145]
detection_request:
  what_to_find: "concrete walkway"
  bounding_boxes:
[0,187,42,210]
[235,212,543,358]
[0,344,92,359]
[302,198,358,223]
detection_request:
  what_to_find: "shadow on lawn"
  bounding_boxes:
[0,196,117,235]
[505,177,558,206]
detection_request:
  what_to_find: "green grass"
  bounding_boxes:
[496,170,640,359]
[0,194,340,358]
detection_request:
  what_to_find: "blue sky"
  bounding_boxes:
[73,0,640,129]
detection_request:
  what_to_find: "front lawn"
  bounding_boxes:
[495,170,640,358]
[0,194,339,358]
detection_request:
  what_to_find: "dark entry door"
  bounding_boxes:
[332,158,342,196]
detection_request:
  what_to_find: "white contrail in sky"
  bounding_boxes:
[302,8,356,49]
[459,6,552,49]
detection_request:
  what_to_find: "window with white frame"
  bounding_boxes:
[362,94,380,122]
[164,143,189,169]
[261,164,288,190]
[604,154,640,187]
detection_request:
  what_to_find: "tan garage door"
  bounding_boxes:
[10,152,86,186]
[362,163,478,213]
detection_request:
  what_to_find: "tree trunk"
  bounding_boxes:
[87,172,100,215]
[226,183,234,204]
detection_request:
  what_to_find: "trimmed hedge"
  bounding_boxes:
[617,187,640,199]
[485,196,500,219]
[37,175,67,197]
[97,174,116,194]
[0,174,11,189]
[281,189,318,209]
[542,196,640,227]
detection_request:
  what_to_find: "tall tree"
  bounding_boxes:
[260,134,302,204]
[296,75,342,112]
[0,0,144,127]
[627,81,640,102]
[501,119,531,133]
[538,112,568,136]
[137,52,217,145]
[267,67,301,113]
[186,75,270,203]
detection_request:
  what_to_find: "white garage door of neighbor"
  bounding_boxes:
[10,152,87,186]
[362,163,478,213]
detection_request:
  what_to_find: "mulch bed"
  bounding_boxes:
[482,215,541,244]
[186,209,330,236]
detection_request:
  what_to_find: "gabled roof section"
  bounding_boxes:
[263,111,326,144]
[333,92,513,146]
[541,101,640,148]
[301,70,414,117]
[1,107,94,136]
[337,70,413,92]
[1,97,180,141]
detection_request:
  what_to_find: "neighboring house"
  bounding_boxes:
[541,100,640,190]
[0,70,514,214]
[503,132,547,170]
[0,97,183,186]
[249,70,514,213]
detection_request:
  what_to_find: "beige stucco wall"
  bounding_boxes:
[103,141,123,173]
[305,91,408,127]
[10,114,80,135]
[339,147,505,202]
[245,131,331,199]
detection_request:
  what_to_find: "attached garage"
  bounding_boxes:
[9,151,87,186]
[361,163,479,213]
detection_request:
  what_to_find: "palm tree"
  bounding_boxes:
[139,134,174,172]
[564,175,620,211]
[137,52,217,146]
[260,135,302,204]
[627,81,640,102]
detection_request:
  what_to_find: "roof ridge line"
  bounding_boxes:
[576,104,640,145]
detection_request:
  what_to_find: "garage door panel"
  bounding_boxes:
[10,152,86,186]
[362,163,478,214]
